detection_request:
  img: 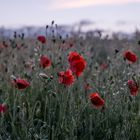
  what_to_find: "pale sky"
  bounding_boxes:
[0,0,140,32]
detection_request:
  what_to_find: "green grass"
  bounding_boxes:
[0,29,140,140]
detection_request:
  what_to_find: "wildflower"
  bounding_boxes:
[68,52,86,77]
[0,104,7,114]
[37,36,46,44]
[40,55,51,69]
[70,59,86,77]
[89,93,105,108]
[127,80,139,96]
[58,69,75,86]
[12,78,30,90]
[68,52,82,63]
[124,50,137,63]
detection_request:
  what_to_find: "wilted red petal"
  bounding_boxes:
[127,80,139,96]
[89,93,105,108]
[40,55,51,68]
[37,36,46,44]
[12,79,30,90]
[0,104,7,114]
[124,51,137,63]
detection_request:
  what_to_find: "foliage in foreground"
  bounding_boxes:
[0,26,140,140]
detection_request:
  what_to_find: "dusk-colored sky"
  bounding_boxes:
[0,0,140,32]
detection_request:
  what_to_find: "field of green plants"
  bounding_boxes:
[0,25,140,140]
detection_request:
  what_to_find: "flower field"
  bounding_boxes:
[0,25,140,140]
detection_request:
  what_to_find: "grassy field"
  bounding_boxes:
[0,26,140,140]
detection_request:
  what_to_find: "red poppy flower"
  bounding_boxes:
[58,69,75,86]
[0,104,7,114]
[127,80,139,96]
[70,59,86,77]
[12,79,30,90]
[68,52,82,63]
[68,52,86,77]
[40,55,51,68]
[37,36,46,44]
[124,51,137,63]
[89,93,105,108]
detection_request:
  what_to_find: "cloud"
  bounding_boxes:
[48,0,140,10]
